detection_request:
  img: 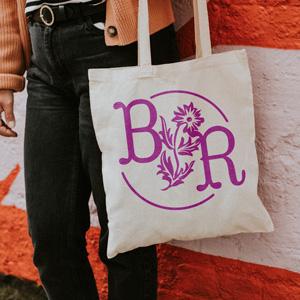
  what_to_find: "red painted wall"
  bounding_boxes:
[177,0,300,58]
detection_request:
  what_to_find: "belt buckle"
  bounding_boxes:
[40,4,55,26]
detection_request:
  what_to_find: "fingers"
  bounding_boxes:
[2,93,16,129]
[0,116,17,137]
[0,90,17,138]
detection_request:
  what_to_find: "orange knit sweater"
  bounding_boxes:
[0,0,175,92]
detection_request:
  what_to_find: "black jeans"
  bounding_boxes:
[23,12,180,300]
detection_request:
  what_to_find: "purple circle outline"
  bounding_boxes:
[150,90,229,122]
[119,89,225,210]
[122,172,215,211]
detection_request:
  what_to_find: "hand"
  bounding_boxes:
[0,90,17,137]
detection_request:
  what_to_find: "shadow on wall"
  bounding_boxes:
[0,273,46,300]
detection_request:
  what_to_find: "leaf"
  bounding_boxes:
[172,161,194,186]
[159,116,174,150]
[157,151,175,188]
[178,136,201,156]
[181,161,195,178]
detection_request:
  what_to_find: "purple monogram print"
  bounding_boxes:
[113,90,246,210]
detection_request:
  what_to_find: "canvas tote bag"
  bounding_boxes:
[88,0,274,259]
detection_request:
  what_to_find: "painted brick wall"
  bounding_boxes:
[1,0,300,299]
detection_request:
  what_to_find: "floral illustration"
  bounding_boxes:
[172,102,205,136]
[157,102,205,190]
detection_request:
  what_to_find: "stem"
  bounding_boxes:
[173,125,181,179]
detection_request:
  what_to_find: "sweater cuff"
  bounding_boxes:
[0,73,25,92]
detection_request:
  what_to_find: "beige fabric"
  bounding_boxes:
[88,0,274,259]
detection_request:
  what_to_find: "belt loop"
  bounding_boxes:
[77,3,85,19]
[58,5,65,17]
[57,5,65,21]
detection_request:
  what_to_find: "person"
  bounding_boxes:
[0,0,180,299]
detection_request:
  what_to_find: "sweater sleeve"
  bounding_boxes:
[0,0,26,92]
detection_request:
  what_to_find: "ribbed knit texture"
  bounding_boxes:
[0,0,26,92]
[0,0,175,92]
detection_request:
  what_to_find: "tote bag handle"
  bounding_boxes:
[138,0,212,68]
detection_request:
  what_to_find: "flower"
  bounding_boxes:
[172,102,204,135]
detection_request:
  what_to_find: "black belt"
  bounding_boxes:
[28,1,106,26]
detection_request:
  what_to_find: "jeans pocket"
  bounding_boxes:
[84,15,105,35]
